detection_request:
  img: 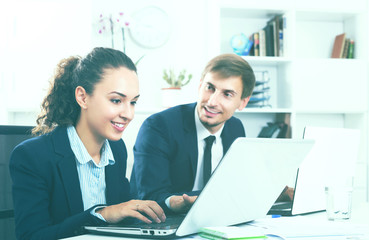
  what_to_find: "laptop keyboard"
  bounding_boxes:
[136,214,185,229]
[270,201,292,210]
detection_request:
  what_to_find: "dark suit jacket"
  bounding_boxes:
[130,103,245,212]
[9,126,131,240]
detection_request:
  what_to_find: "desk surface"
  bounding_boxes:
[63,202,369,240]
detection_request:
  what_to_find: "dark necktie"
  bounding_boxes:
[203,135,216,186]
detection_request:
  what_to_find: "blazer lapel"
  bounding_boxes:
[105,157,122,205]
[221,121,234,156]
[183,103,198,182]
[53,127,84,215]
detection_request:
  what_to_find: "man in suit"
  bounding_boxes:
[130,54,255,213]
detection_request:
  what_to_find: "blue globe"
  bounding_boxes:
[230,33,251,56]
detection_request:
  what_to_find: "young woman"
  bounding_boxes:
[9,47,166,240]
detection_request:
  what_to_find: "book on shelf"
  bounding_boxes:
[267,17,278,56]
[266,15,283,57]
[230,14,284,58]
[330,33,355,59]
[258,29,266,57]
[347,39,355,58]
[264,22,274,56]
[249,34,255,56]
[331,33,346,58]
[253,32,260,56]
[281,14,288,57]
[278,15,284,56]
[341,38,350,58]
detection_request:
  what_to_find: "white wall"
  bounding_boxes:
[0,0,214,124]
[0,0,215,177]
[91,0,213,110]
[0,0,93,124]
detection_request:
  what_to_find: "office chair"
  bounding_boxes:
[0,125,34,240]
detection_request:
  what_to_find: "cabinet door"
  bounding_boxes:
[292,59,367,112]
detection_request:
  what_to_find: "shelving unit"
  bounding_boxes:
[209,0,368,202]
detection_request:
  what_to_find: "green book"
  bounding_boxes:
[200,226,267,240]
[347,40,355,59]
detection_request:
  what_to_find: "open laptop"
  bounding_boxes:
[85,137,314,238]
[268,126,360,216]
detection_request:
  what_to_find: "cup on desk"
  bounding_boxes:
[325,182,353,221]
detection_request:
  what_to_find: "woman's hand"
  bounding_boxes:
[97,200,166,224]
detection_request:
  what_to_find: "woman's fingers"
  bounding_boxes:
[136,200,166,223]
[101,200,166,224]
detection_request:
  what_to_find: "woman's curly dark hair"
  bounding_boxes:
[32,47,137,135]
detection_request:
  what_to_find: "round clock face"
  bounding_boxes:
[129,6,171,49]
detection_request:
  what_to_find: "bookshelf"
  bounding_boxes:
[208,0,368,202]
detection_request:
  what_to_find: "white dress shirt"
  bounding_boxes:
[192,107,224,191]
[67,126,115,221]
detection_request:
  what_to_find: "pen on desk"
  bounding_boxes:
[271,215,281,218]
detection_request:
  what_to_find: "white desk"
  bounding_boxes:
[63,203,369,240]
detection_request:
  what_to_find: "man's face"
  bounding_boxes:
[196,72,250,134]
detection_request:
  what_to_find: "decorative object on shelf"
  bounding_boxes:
[161,69,192,108]
[230,33,253,56]
[129,6,171,49]
[162,69,192,88]
[247,70,272,108]
[257,122,288,138]
[98,12,131,52]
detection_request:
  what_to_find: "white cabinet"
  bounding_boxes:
[210,0,368,202]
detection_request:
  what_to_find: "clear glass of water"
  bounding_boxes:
[325,186,353,221]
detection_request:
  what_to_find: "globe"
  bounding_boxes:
[230,33,252,56]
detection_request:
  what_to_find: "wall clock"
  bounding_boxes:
[129,6,171,49]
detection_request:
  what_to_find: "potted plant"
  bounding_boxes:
[162,69,192,88]
[162,69,192,107]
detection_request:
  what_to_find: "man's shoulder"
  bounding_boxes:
[227,115,243,125]
[224,115,245,137]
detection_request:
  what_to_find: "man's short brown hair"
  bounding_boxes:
[201,54,255,98]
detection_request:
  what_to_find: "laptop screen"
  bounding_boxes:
[292,126,360,215]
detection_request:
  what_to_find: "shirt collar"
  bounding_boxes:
[194,105,224,142]
[67,125,115,167]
